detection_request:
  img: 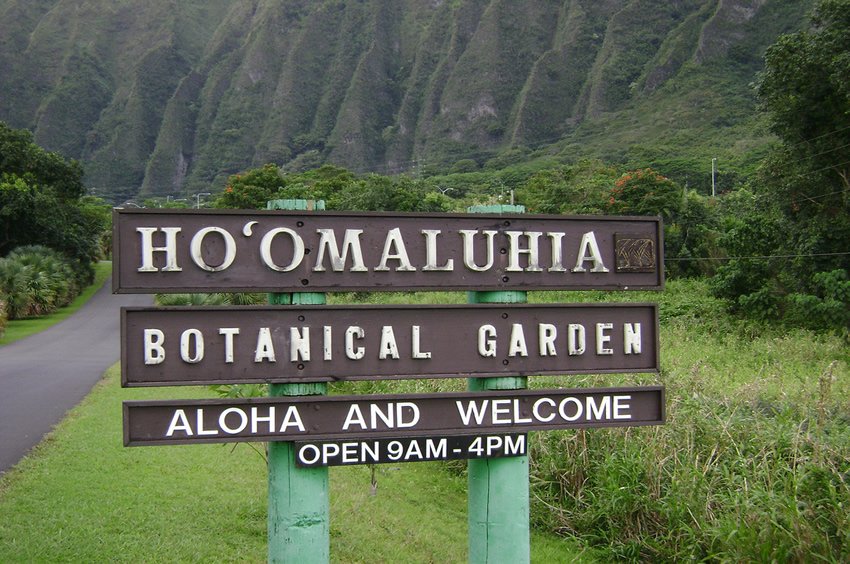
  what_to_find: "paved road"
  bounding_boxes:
[0,278,152,475]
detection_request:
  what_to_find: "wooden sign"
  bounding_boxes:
[122,303,659,386]
[113,209,663,293]
[123,386,665,446]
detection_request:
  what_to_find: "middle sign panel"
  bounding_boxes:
[122,303,658,387]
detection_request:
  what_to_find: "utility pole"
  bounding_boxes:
[195,192,211,208]
[711,157,717,197]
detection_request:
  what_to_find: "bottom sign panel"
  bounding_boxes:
[294,435,527,467]
[124,386,664,446]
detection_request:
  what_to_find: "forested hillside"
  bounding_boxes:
[0,0,810,200]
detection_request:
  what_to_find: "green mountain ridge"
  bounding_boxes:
[0,0,811,201]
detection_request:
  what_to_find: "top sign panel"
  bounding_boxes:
[113,209,663,293]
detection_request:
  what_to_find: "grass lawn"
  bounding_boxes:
[0,261,112,346]
[0,365,591,562]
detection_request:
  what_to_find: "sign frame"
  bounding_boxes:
[123,386,666,446]
[121,303,660,387]
[113,208,664,294]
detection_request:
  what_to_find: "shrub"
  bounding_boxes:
[0,245,80,319]
[0,297,6,338]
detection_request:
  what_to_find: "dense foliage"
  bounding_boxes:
[0,122,110,318]
[711,0,850,331]
[213,163,451,213]
[0,246,80,319]
[0,122,110,284]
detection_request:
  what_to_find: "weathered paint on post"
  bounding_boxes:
[468,204,530,564]
[268,200,329,564]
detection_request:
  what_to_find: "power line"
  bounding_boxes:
[666,251,850,262]
[783,123,850,150]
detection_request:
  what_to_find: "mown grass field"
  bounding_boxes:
[1,278,847,561]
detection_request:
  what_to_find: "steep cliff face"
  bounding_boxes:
[0,0,811,198]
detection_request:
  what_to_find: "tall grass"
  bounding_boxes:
[147,279,848,560]
[333,278,850,561]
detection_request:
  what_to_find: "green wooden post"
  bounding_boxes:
[267,200,329,564]
[467,204,530,564]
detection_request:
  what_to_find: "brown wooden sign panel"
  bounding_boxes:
[123,386,665,446]
[113,209,663,293]
[294,434,527,467]
[121,304,659,387]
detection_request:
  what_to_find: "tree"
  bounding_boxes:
[0,122,107,284]
[712,0,850,329]
[517,160,619,215]
[213,163,357,210]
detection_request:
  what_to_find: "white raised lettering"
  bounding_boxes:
[456,400,489,426]
[370,403,394,428]
[491,399,512,424]
[596,323,613,355]
[290,327,310,362]
[548,232,567,272]
[460,230,496,271]
[405,440,422,460]
[137,227,182,272]
[313,229,367,272]
[196,409,217,435]
[411,325,431,359]
[624,323,641,355]
[345,326,365,360]
[375,228,416,272]
[568,324,585,355]
[505,435,525,455]
[180,329,204,363]
[219,407,248,434]
[508,323,528,357]
[587,396,611,420]
[251,406,275,433]
[378,326,399,360]
[513,399,532,423]
[532,398,556,422]
[342,442,358,463]
[298,444,320,465]
[362,441,379,462]
[323,443,340,462]
[506,231,543,272]
[323,325,333,360]
[397,402,420,427]
[421,230,454,271]
[255,327,276,362]
[539,323,557,356]
[342,405,366,430]
[572,231,609,273]
[260,227,305,272]
[478,325,497,357]
[190,227,236,272]
[559,397,583,421]
[219,328,239,363]
[144,329,165,365]
[165,409,193,436]
[279,406,306,432]
[614,395,631,420]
